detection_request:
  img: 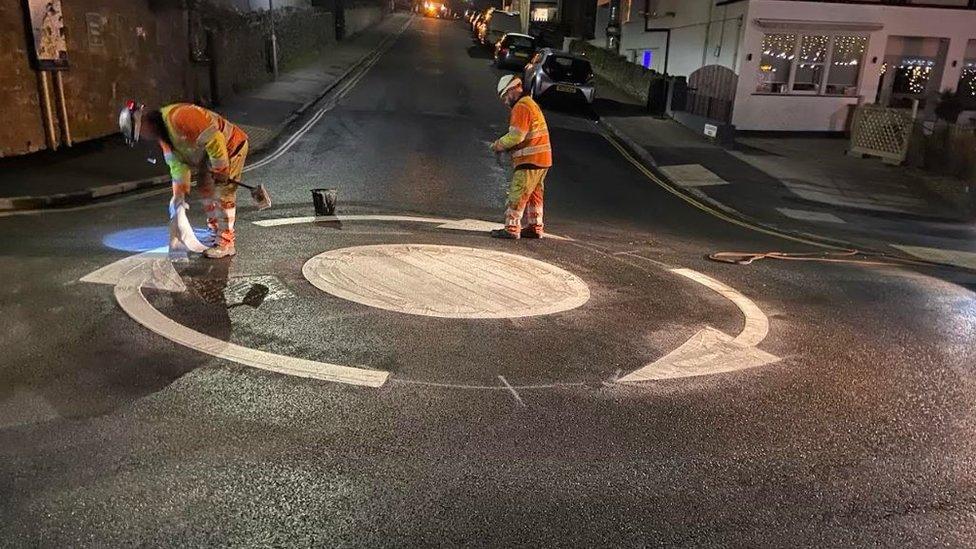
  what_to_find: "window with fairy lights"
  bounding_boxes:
[959,61,976,99]
[756,33,868,96]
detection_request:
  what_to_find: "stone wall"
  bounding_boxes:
[569,39,655,105]
[200,3,336,101]
[343,5,384,37]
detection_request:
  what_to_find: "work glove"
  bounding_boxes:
[168,194,188,219]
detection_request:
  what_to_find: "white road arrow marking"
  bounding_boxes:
[617,268,780,383]
[82,249,389,388]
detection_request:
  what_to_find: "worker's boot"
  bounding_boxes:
[520,227,542,239]
[490,228,519,239]
[204,245,236,259]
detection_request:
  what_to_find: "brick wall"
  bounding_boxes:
[0,0,190,157]
[0,0,368,158]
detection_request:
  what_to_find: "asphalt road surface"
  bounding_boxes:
[3,15,976,547]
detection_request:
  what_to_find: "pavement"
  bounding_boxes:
[595,81,976,271]
[3,15,976,547]
[0,14,408,212]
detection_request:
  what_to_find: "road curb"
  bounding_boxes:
[597,116,860,252]
[0,15,408,214]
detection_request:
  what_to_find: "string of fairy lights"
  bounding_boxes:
[759,33,973,98]
[961,61,976,97]
[761,33,867,71]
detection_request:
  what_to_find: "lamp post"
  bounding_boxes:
[269,0,279,79]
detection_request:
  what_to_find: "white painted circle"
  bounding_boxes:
[302,244,590,319]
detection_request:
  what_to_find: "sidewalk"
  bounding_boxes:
[0,13,409,212]
[594,79,976,270]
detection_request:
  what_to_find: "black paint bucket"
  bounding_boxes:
[311,188,338,216]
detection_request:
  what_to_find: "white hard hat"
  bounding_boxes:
[497,75,521,97]
[119,100,144,147]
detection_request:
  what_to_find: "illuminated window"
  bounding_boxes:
[756,34,796,94]
[892,58,936,96]
[756,33,867,96]
[958,60,976,98]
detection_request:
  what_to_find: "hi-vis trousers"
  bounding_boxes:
[198,140,248,247]
[504,167,548,236]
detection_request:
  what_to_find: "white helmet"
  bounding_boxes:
[118,100,144,147]
[497,75,521,97]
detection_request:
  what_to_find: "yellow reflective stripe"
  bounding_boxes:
[524,130,549,140]
[512,144,552,157]
[196,125,218,147]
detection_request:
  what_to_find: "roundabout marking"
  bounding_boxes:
[81,214,781,389]
[303,244,590,319]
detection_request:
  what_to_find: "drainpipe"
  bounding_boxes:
[53,71,72,147]
[37,71,58,151]
[701,0,714,68]
[269,0,279,79]
[731,15,742,71]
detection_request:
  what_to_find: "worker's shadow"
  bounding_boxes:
[171,258,271,341]
[170,259,235,342]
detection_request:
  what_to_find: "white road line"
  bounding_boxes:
[498,375,526,407]
[617,267,779,383]
[254,215,571,240]
[777,208,846,224]
[114,258,388,387]
[253,214,451,227]
[670,268,768,347]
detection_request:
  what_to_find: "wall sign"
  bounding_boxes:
[23,0,69,70]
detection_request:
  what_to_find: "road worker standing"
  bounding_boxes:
[119,101,249,258]
[489,75,552,239]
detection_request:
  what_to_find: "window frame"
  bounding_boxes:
[756,31,869,97]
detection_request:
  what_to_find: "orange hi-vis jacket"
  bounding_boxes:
[160,103,248,194]
[496,96,552,169]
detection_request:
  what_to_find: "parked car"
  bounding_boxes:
[523,49,596,104]
[482,11,520,47]
[494,33,537,70]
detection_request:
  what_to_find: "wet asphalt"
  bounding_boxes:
[3,16,976,547]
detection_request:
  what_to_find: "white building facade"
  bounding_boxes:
[591,0,976,131]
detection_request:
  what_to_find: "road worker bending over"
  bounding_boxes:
[490,75,552,239]
[119,101,249,258]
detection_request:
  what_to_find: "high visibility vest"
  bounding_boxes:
[160,103,248,176]
[509,96,552,169]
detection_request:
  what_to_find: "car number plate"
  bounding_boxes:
[556,84,576,93]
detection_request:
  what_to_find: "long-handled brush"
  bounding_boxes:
[231,179,272,210]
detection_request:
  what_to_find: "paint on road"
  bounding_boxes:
[302,244,591,319]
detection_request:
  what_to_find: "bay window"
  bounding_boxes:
[756,32,868,96]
